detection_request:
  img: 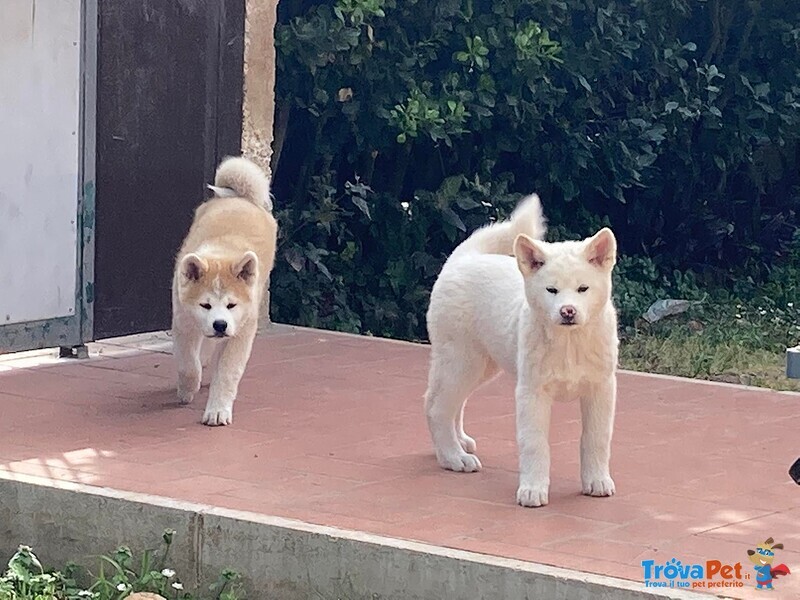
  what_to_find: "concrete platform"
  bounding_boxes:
[0,325,798,599]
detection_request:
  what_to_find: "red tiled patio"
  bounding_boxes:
[1,325,798,599]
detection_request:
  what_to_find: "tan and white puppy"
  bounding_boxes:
[424,195,619,506]
[172,157,277,426]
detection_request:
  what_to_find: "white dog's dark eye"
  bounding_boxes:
[577,285,589,293]
[227,303,237,309]
[546,287,558,294]
[200,303,212,310]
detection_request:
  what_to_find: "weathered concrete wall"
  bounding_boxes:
[0,479,200,589]
[242,0,278,176]
[0,475,704,600]
[241,0,279,331]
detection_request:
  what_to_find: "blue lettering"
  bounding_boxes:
[642,560,655,579]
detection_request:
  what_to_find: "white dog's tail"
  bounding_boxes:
[449,194,546,260]
[209,156,273,211]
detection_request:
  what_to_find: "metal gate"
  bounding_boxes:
[0,0,245,353]
[0,0,96,354]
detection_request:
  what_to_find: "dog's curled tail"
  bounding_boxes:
[450,194,546,260]
[210,156,273,211]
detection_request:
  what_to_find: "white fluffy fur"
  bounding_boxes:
[424,194,619,507]
[214,156,273,211]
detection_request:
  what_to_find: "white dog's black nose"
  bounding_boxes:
[213,319,228,334]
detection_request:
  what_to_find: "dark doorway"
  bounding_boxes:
[93,0,244,339]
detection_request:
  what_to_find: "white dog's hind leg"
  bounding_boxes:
[425,345,487,472]
[580,379,616,497]
[203,321,257,426]
[174,327,203,404]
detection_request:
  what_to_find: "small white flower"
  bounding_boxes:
[735,313,742,319]
[116,583,128,592]
[788,302,794,308]
[172,582,184,591]
[161,568,176,578]
[759,309,767,315]
[77,591,94,598]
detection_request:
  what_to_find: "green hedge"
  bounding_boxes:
[271,0,800,340]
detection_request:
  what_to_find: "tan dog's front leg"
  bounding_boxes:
[202,321,257,426]
[174,327,203,404]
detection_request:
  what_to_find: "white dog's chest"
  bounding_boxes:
[527,341,614,401]
[541,376,593,401]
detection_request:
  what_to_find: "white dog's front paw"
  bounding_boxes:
[582,475,615,497]
[437,451,482,473]
[458,432,477,454]
[202,406,233,427]
[516,481,550,507]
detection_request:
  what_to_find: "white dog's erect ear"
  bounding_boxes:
[584,228,617,269]
[181,253,208,281]
[514,234,547,275]
[233,251,259,283]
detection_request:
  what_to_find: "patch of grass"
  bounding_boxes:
[619,300,800,392]
[612,235,800,393]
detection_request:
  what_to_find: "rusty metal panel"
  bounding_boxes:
[0,0,96,354]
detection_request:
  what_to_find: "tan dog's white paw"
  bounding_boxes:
[177,388,195,405]
[202,406,232,426]
[177,374,200,405]
[438,452,482,473]
[582,476,615,497]
[516,482,549,507]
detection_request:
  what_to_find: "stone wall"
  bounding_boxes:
[241,0,279,328]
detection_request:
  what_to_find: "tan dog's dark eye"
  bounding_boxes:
[578,285,589,293]
[200,303,212,310]
[546,287,558,294]
[227,303,237,309]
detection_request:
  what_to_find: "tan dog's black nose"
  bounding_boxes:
[213,319,228,334]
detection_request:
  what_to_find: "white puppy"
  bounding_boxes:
[424,195,618,507]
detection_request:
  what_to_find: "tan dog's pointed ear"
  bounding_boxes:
[584,227,617,269]
[765,537,775,545]
[514,234,547,275]
[181,253,208,281]
[772,543,784,550]
[207,184,238,198]
[233,251,258,283]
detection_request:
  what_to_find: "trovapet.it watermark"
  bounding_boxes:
[642,537,791,591]
[642,558,749,590]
